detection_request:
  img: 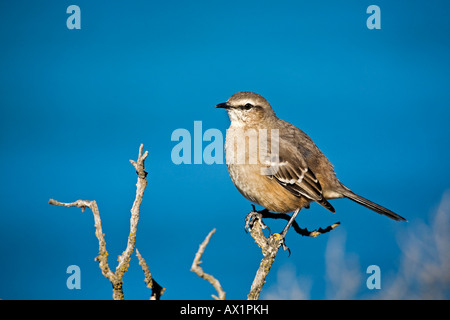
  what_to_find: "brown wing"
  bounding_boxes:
[267,153,335,213]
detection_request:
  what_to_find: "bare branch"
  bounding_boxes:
[191,228,226,300]
[129,143,149,178]
[246,209,340,300]
[48,199,115,282]
[116,144,149,280]
[248,208,340,237]
[49,144,150,300]
[136,249,166,300]
[247,218,282,300]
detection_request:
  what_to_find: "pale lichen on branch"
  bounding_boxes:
[246,208,340,300]
[191,228,226,300]
[49,144,160,300]
[136,249,166,300]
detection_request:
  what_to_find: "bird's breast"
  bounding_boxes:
[224,128,309,213]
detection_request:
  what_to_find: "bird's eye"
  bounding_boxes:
[242,103,253,110]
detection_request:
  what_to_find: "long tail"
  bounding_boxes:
[340,187,406,221]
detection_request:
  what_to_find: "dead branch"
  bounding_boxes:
[115,144,148,282]
[47,199,115,282]
[49,144,152,300]
[247,218,282,300]
[256,209,340,237]
[136,249,166,300]
[190,228,226,300]
[247,208,340,300]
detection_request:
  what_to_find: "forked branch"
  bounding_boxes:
[247,208,340,300]
[49,144,159,300]
[191,228,226,300]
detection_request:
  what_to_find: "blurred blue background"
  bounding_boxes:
[1,0,449,299]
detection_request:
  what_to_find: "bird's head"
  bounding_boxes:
[215,92,276,126]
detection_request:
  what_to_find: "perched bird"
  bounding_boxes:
[216,92,406,241]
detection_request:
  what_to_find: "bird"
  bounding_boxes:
[216,92,406,242]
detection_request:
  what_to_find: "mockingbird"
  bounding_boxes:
[216,92,406,244]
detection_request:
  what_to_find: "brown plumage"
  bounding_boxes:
[216,92,406,222]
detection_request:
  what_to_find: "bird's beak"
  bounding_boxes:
[215,102,230,109]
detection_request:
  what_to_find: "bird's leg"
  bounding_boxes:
[279,208,301,252]
[280,208,301,238]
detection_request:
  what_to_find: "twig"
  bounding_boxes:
[255,209,340,237]
[47,199,115,282]
[190,228,226,300]
[49,144,149,300]
[247,218,282,300]
[246,208,340,300]
[136,249,166,300]
[116,144,148,281]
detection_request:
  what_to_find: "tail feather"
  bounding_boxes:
[340,188,406,222]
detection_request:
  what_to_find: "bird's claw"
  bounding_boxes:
[280,237,291,257]
[245,206,292,256]
[244,206,271,234]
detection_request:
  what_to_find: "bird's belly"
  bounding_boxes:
[226,163,307,213]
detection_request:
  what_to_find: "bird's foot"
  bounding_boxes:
[280,236,291,257]
[245,205,271,234]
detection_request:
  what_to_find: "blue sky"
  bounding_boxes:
[1,0,449,299]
